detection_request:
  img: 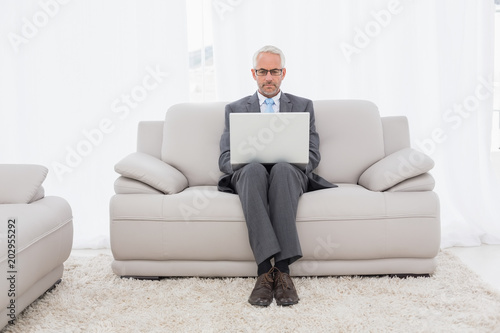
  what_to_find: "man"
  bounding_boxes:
[218,45,334,307]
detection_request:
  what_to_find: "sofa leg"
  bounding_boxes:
[46,279,62,293]
[120,276,161,280]
[366,274,431,278]
[391,274,431,278]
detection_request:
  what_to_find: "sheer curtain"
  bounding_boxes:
[0,0,190,248]
[211,0,500,247]
[2,0,499,249]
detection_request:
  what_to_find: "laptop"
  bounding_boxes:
[230,112,310,170]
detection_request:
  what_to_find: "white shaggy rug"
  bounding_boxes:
[3,251,500,333]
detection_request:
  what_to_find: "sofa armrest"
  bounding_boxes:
[358,148,434,192]
[114,152,188,194]
[0,164,47,204]
[114,176,163,194]
[386,173,435,192]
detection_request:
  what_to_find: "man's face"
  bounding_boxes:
[252,52,286,98]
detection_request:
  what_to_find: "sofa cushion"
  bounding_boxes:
[115,152,188,194]
[0,164,47,204]
[160,100,387,186]
[30,186,45,202]
[387,173,436,192]
[161,102,226,186]
[297,183,438,221]
[110,184,440,262]
[114,176,163,194]
[296,184,440,260]
[313,100,386,184]
[358,148,434,191]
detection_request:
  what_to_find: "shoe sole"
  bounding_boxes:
[276,300,299,306]
[249,301,272,307]
[248,298,273,307]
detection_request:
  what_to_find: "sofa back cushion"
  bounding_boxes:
[313,100,385,184]
[162,102,226,186]
[161,100,387,186]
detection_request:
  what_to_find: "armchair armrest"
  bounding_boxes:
[0,164,47,204]
[114,152,188,194]
[358,148,434,192]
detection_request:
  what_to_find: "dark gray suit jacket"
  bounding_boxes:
[218,92,336,193]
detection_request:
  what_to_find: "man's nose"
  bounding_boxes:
[265,72,273,79]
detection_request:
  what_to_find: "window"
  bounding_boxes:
[186,0,216,102]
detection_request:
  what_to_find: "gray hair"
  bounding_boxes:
[252,45,286,68]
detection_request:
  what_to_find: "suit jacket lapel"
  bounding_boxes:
[280,93,292,113]
[246,91,292,113]
[246,93,260,113]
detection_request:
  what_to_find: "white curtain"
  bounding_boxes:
[211,0,500,247]
[2,0,499,249]
[0,0,190,248]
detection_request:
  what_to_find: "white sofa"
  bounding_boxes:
[0,165,73,329]
[110,100,440,278]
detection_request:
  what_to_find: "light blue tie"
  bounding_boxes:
[264,98,275,113]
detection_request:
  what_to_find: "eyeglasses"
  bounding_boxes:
[254,68,283,76]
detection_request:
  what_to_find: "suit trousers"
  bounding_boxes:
[231,162,308,265]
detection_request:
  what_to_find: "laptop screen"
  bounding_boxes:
[229,112,310,170]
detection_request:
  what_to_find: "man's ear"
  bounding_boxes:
[251,68,257,80]
[281,68,286,80]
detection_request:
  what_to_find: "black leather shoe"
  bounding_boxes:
[248,268,275,306]
[274,269,299,306]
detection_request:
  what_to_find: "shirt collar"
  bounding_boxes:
[257,90,282,107]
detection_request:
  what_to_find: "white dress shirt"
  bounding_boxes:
[257,91,281,113]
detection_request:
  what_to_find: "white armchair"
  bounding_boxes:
[0,164,73,329]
